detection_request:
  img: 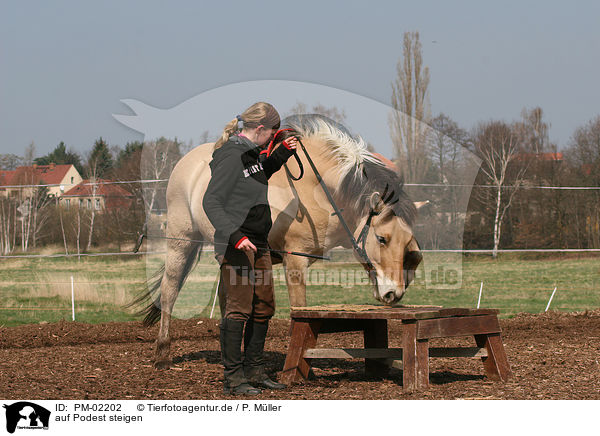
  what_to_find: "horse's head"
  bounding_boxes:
[357,189,423,305]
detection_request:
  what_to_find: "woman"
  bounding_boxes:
[202,102,298,395]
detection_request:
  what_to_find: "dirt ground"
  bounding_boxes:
[1,310,599,400]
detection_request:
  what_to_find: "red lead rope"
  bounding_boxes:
[266,128,294,157]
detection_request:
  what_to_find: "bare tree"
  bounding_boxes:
[86,164,99,251]
[24,142,35,166]
[0,154,24,171]
[430,113,470,183]
[140,137,182,228]
[30,186,52,249]
[423,113,472,248]
[0,199,17,254]
[16,166,36,252]
[390,31,431,183]
[286,102,347,124]
[71,202,83,260]
[472,121,527,257]
[58,202,69,254]
[515,107,549,153]
[566,115,600,247]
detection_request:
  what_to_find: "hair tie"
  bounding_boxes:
[236,115,243,122]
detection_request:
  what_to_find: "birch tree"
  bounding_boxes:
[85,162,99,251]
[472,121,526,257]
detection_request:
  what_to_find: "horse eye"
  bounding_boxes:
[376,235,386,245]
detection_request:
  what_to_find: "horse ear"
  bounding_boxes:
[369,192,384,213]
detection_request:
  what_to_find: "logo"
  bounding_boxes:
[3,402,50,434]
[243,162,263,178]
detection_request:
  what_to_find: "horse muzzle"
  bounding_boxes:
[380,288,405,305]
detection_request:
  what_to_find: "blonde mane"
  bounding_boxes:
[282,114,416,225]
[283,114,383,181]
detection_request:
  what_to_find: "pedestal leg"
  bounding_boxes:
[475,332,512,382]
[402,320,429,391]
[363,319,389,378]
[281,320,320,385]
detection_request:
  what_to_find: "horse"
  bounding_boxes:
[134,114,423,369]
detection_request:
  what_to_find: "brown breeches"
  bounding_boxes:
[216,245,275,322]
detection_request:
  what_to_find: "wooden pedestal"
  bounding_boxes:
[280,307,511,391]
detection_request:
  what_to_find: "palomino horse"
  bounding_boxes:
[135,114,423,369]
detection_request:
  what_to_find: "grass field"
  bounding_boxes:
[0,249,598,326]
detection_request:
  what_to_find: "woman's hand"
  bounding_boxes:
[282,136,298,150]
[237,238,257,254]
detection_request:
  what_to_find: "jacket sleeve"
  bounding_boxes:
[202,148,248,247]
[260,141,296,179]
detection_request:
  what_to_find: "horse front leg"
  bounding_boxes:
[283,254,310,307]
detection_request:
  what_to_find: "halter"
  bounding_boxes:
[355,184,398,252]
[292,137,405,288]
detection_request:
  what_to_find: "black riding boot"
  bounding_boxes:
[243,320,286,390]
[219,318,261,395]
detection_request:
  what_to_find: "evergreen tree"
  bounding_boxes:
[87,137,113,178]
[34,142,83,173]
[115,141,144,169]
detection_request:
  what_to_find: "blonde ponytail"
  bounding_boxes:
[213,102,280,150]
[214,118,240,150]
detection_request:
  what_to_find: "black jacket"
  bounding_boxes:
[202,134,296,254]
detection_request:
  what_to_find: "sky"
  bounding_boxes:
[1,0,599,158]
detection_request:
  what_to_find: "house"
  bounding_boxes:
[0,163,82,199]
[60,179,134,212]
[513,152,564,162]
[371,152,398,172]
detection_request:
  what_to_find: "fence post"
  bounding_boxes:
[71,275,75,321]
[545,287,558,312]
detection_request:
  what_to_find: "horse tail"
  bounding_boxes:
[126,241,204,327]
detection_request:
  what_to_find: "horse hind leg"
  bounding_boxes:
[155,237,202,369]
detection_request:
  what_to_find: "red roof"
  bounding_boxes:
[63,179,134,210]
[371,153,398,171]
[514,152,563,162]
[0,170,15,186]
[0,164,73,186]
[63,179,132,198]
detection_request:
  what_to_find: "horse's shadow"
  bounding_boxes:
[172,350,288,367]
[172,350,221,365]
[172,351,484,387]
[310,364,485,387]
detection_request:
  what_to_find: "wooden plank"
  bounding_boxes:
[291,309,435,320]
[402,320,427,391]
[429,347,487,358]
[475,333,512,382]
[290,308,499,321]
[416,339,429,388]
[417,314,501,339]
[280,320,321,385]
[303,347,486,359]
[402,321,417,391]
[363,319,389,378]
[304,348,403,359]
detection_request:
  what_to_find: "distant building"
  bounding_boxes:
[513,152,563,162]
[0,163,82,199]
[371,152,398,172]
[60,179,134,212]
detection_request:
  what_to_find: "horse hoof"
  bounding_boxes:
[154,360,171,370]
